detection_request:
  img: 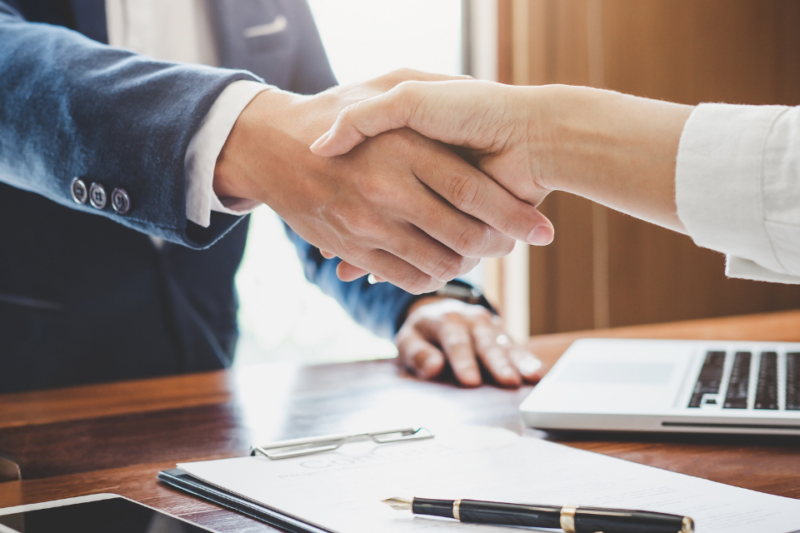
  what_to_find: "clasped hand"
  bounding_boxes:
[215,70,553,295]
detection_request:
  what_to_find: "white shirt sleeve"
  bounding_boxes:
[676,103,800,284]
[184,80,272,228]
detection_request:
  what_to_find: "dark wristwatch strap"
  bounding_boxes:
[434,282,482,304]
[433,280,497,315]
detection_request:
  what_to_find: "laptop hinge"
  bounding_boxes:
[663,421,800,431]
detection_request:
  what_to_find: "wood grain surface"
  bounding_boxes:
[498,0,800,335]
[2,310,800,531]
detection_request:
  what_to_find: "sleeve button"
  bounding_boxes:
[70,178,88,204]
[89,183,108,209]
[111,188,132,215]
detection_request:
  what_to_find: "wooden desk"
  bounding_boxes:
[2,310,800,531]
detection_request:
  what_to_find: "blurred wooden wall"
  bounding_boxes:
[497,0,800,334]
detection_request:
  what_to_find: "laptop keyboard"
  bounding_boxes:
[689,350,800,410]
[723,351,751,409]
[755,351,779,410]
[688,351,725,408]
[787,353,800,410]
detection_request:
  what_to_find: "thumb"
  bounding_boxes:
[310,86,415,157]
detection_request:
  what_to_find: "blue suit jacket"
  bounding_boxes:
[0,0,422,392]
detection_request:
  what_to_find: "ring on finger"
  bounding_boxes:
[495,334,511,346]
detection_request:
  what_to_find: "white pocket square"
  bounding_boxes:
[243,15,288,38]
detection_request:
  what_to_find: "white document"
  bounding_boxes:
[178,427,800,533]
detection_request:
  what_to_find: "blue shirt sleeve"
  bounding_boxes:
[282,222,493,338]
[283,223,418,339]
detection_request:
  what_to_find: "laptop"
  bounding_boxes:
[519,338,800,435]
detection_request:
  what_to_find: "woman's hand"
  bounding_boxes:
[395,297,543,388]
[311,79,695,236]
[311,80,556,236]
[310,79,557,281]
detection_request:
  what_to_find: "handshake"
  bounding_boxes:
[215,69,693,292]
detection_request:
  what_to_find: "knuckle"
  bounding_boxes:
[432,253,468,281]
[344,211,375,238]
[378,68,416,88]
[393,68,423,80]
[440,323,468,344]
[394,80,421,100]
[448,173,484,213]
[453,224,492,257]
[359,174,387,204]
[405,271,436,295]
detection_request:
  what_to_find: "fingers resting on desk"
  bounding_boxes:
[395,298,543,388]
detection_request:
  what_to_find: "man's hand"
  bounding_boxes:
[214,71,553,294]
[396,298,543,387]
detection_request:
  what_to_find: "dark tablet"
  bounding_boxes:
[0,494,215,533]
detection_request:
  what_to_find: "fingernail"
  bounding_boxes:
[500,366,515,378]
[519,356,542,376]
[526,224,553,246]
[310,130,331,152]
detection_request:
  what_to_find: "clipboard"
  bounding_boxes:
[157,468,332,533]
[158,425,800,533]
[157,427,433,533]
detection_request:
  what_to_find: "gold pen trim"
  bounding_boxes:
[452,499,461,521]
[559,505,578,533]
[681,516,695,533]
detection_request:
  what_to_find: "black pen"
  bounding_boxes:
[382,496,694,533]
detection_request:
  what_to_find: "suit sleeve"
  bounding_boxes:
[0,2,261,248]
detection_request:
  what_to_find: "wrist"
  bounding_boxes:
[534,84,694,231]
[525,84,607,193]
[213,88,299,206]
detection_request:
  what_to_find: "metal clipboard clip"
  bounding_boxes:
[250,427,434,460]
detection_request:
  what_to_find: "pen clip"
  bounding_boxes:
[250,427,434,460]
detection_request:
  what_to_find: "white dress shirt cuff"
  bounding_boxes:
[725,256,800,284]
[185,80,271,228]
[675,103,800,283]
